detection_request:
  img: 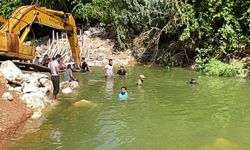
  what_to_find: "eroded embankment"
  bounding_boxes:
[0,76,32,146]
[0,61,55,147]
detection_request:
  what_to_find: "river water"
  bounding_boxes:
[7,66,250,150]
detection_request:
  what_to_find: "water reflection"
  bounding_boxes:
[104,77,114,99]
[50,128,62,145]
[95,105,135,150]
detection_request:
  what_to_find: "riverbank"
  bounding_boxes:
[0,52,135,146]
[0,78,32,144]
[0,61,57,146]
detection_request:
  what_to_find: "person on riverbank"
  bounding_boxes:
[50,54,62,100]
[137,74,145,86]
[81,57,91,73]
[103,59,114,78]
[117,66,128,76]
[64,64,77,82]
[34,56,40,65]
[41,54,50,67]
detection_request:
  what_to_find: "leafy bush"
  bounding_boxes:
[201,58,246,77]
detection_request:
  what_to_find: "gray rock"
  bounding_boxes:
[60,81,79,90]
[62,87,72,94]
[0,60,24,81]
[21,92,46,109]
[31,111,43,120]
[14,87,22,93]
[22,83,40,93]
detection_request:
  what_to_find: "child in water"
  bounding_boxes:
[118,86,128,100]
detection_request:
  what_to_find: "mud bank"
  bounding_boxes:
[0,80,32,145]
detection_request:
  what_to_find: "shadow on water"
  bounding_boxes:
[6,66,250,150]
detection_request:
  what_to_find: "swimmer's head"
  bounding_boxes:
[120,65,125,70]
[121,86,127,94]
[139,74,145,80]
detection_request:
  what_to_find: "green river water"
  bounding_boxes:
[6,66,250,150]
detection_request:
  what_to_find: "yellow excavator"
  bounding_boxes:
[0,5,80,68]
[0,17,7,24]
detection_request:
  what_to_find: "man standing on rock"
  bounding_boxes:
[103,59,114,78]
[50,54,62,100]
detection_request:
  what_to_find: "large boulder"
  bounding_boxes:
[38,77,53,93]
[30,111,43,120]
[60,81,79,94]
[72,99,97,108]
[14,86,22,93]
[21,92,48,110]
[62,87,73,94]
[22,73,47,86]
[22,83,40,93]
[0,60,24,82]
[39,87,50,95]
[21,73,52,95]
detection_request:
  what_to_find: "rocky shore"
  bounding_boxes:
[0,61,56,144]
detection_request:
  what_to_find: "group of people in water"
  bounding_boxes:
[49,55,145,101]
[49,54,196,101]
[102,59,145,101]
[49,54,81,99]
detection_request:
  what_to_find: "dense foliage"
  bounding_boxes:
[0,0,249,76]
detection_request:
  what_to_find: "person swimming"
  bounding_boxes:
[136,74,145,86]
[118,86,128,100]
[187,78,198,84]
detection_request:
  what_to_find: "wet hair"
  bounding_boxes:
[67,64,71,69]
[55,54,61,59]
[121,86,127,90]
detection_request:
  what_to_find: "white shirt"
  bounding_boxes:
[50,60,59,76]
[105,64,113,77]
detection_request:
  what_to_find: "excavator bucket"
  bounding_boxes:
[0,31,34,60]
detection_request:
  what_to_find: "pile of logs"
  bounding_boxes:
[44,30,91,63]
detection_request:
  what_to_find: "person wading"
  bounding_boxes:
[103,59,114,78]
[117,66,128,76]
[50,54,63,100]
[64,64,77,82]
[81,57,91,73]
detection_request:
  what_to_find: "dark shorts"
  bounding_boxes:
[51,75,60,97]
